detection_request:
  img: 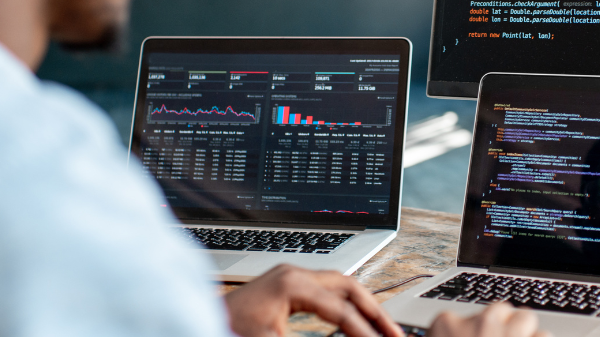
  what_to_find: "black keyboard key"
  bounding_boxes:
[246,244,269,251]
[511,296,531,305]
[457,296,476,303]
[221,244,247,251]
[480,292,495,300]
[440,284,463,291]
[552,299,569,308]
[438,294,459,300]
[420,291,441,298]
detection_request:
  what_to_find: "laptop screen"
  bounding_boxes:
[129,38,411,229]
[460,73,600,274]
[427,0,600,99]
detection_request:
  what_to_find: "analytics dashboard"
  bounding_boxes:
[134,53,403,216]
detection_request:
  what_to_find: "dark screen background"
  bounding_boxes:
[129,39,410,228]
[429,0,600,98]
[460,74,600,274]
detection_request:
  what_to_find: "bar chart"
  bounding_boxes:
[273,105,390,126]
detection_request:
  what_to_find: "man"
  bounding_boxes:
[0,0,550,336]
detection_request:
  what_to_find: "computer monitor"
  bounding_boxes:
[129,37,411,226]
[428,0,600,99]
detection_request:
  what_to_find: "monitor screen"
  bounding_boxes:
[129,38,411,228]
[460,73,600,275]
[428,0,600,99]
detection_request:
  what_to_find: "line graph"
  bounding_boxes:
[146,92,263,124]
[151,104,256,121]
[314,209,370,214]
[147,102,260,124]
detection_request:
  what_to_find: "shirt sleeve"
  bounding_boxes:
[0,75,235,337]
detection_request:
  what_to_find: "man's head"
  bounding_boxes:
[47,0,130,52]
[0,0,130,70]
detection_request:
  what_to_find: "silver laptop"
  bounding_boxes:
[383,73,600,337]
[128,37,412,281]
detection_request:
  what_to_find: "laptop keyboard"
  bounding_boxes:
[178,228,354,254]
[421,272,600,316]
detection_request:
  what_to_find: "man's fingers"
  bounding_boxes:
[505,309,538,337]
[481,302,515,324]
[345,280,403,337]
[429,311,464,335]
[296,286,380,337]
[429,302,548,337]
[533,331,553,337]
[467,302,514,337]
[312,271,404,337]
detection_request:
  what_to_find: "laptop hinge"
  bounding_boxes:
[179,219,367,231]
[457,261,487,269]
[488,266,600,284]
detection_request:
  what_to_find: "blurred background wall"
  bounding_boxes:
[36,0,477,214]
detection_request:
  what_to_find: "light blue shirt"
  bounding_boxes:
[0,44,233,337]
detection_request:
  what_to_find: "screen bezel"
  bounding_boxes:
[129,37,412,230]
[426,0,478,100]
[458,72,600,275]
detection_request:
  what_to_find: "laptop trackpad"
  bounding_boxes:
[585,324,600,337]
[210,253,248,270]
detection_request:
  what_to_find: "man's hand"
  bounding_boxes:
[224,264,404,337]
[428,302,552,337]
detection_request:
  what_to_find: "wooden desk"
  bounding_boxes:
[219,207,462,337]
